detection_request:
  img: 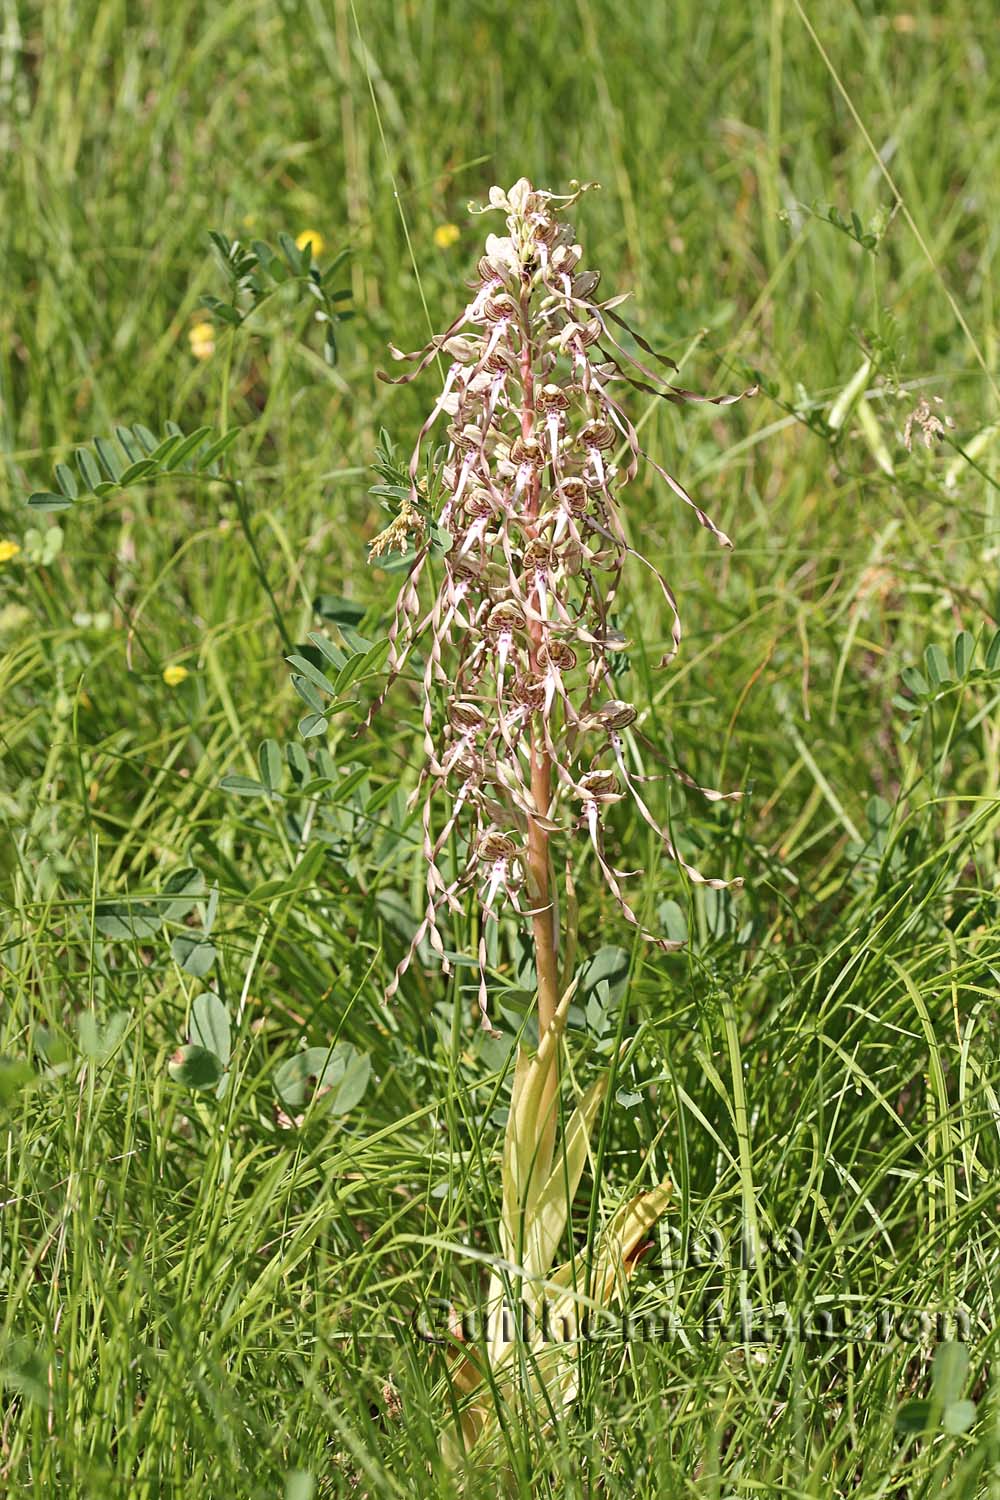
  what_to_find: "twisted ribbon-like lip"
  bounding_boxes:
[370,179,750,1022]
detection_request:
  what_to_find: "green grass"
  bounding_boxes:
[2,0,1000,1493]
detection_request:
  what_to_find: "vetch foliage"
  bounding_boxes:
[26,422,243,512]
[203,228,353,365]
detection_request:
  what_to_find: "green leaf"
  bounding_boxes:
[895,1399,932,1434]
[255,241,288,283]
[76,447,103,490]
[932,1341,969,1406]
[220,774,266,796]
[119,459,159,487]
[364,782,399,816]
[171,934,217,978]
[277,231,304,274]
[496,988,535,1016]
[164,427,213,470]
[953,630,975,677]
[204,882,219,935]
[34,1027,70,1067]
[0,1058,35,1108]
[286,741,310,784]
[866,795,892,835]
[334,766,370,802]
[923,643,951,687]
[322,247,351,283]
[77,1010,128,1062]
[333,650,369,696]
[273,1046,332,1110]
[54,462,78,499]
[168,1044,224,1090]
[338,622,375,655]
[580,947,631,1008]
[313,594,367,627]
[298,713,328,739]
[357,638,391,678]
[196,429,242,470]
[132,423,159,454]
[299,774,337,794]
[33,525,63,565]
[287,654,338,698]
[273,1043,370,1115]
[148,434,183,466]
[27,491,72,512]
[114,426,142,463]
[249,876,292,901]
[0,1338,48,1406]
[258,738,283,792]
[284,1472,316,1500]
[901,665,929,697]
[190,992,231,1067]
[943,1399,977,1435]
[94,901,161,941]
[585,992,610,1036]
[248,844,325,903]
[291,673,327,714]
[307,632,348,670]
[986,628,1000,671]
[210,301,242,326]
[251,239,278,273]
[160,867,205,922]
[659,899,687,945]
[93,436,125,482]
[208,229,233,260]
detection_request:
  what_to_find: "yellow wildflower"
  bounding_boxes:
[163,664,190,687]
[0,540,21,564]
[433,222,461,250]
[295,229,325,257]
[188,321,215,360]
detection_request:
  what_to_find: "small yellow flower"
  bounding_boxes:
[163,664,189,687]
[188,321,215,360]
[433,223,461,250]
[0,540,21,564]
[295,229,325,258]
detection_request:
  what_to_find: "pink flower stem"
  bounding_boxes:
[520,286,560,1146]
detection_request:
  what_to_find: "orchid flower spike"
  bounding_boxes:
[370,177,752,1025]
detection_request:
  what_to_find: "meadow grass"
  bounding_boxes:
[2,0,999,1493]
